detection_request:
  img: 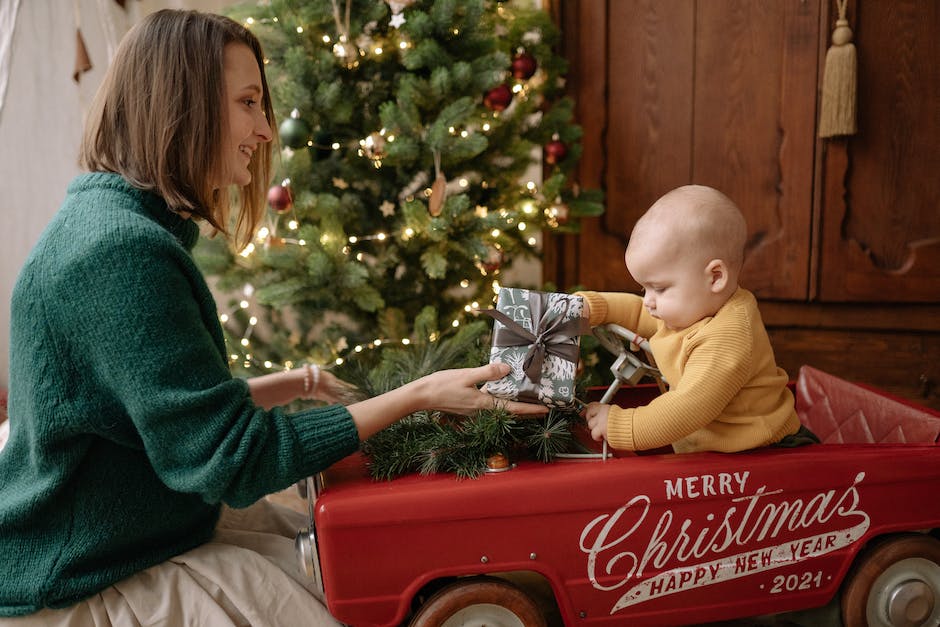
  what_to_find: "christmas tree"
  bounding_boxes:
[196,0,604,476]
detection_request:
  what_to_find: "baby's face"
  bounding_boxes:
[624,238,720,330]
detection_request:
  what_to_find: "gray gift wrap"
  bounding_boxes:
[484,288,589,407]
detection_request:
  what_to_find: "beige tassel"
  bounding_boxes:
[818,0,857,137]
[73,29,92,83]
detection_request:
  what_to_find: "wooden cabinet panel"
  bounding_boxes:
[548,0,818,299]
[693,0,818,300]
[767,327,940,411]
[547,0,940,409]
[817,1,940,302]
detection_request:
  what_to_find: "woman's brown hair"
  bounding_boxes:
[80,9,275,249]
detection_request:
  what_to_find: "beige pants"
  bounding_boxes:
[0,499,342,627]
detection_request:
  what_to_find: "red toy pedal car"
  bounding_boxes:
[295,366,940,627]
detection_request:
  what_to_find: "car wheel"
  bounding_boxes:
[410,576,547,627]
[841,534,940,627]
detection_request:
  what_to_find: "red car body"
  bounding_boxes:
[299,367,940,626]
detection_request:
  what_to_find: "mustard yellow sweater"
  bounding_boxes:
[578,288,799,453]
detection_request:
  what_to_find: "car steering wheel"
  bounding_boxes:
[593,323,666,404]
[587,324,666,460]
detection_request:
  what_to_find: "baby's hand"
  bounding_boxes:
[582,402,610,441]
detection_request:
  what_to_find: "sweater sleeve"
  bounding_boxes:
[576,291,659,339]
[48,224,359,507]
[606,307,754,451]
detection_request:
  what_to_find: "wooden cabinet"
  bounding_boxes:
[546,0,940,409]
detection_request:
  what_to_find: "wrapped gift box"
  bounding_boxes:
[484,288,588,407]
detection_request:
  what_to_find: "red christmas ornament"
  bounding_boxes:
[483,84,513,112]
[267,184,293,213]
[511,52,537,80]
[544,139,568,165]
[481,247,504,274]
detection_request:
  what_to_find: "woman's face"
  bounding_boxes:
[219,43,272,188]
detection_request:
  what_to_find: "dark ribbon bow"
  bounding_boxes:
[484,293,590,384]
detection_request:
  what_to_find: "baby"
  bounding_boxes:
[579,185,810,453]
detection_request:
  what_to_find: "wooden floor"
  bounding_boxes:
[265,486,841,627]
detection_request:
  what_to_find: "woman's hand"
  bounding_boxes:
[347,362,547,440]
[414,363,549,416]
[313,370,362,405]
[247,366,360,409]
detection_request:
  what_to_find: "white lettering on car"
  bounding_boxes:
[580,471,869,614]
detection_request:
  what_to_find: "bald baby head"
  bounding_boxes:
[630,185,747,273]
[623,185,748,328]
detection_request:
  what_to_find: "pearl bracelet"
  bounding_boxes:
[302,363,320,400]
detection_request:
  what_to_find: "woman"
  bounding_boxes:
[0,10,545,625]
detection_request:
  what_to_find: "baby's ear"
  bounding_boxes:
[705,259,728,292]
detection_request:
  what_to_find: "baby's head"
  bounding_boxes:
[624,185,747,330]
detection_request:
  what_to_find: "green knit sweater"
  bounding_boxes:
[0,173,360,616]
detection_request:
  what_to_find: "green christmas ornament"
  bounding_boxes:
[278,114,310,149]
